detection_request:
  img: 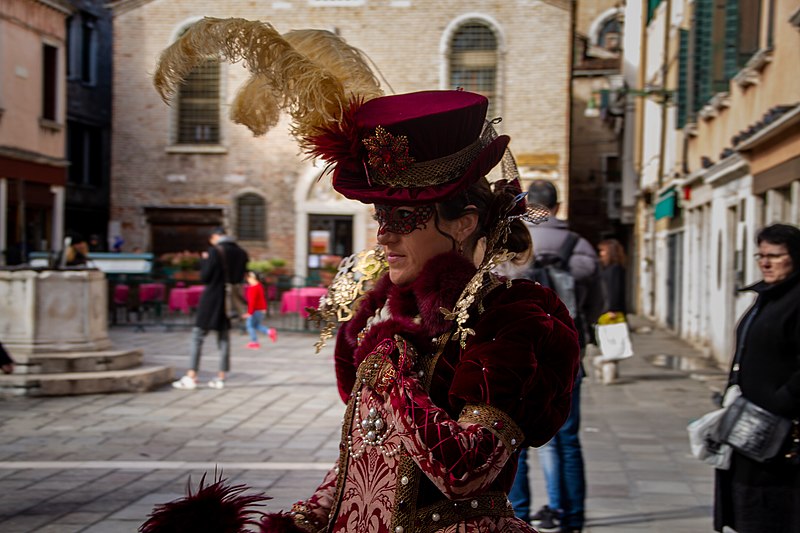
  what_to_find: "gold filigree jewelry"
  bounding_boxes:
[440,196,550,347]
[307,245,388,353]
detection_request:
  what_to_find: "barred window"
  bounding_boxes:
[177,59,220,144]
[237,193,266,241]
[449,23,498,116]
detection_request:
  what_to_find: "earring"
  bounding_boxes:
[457,241,464,255]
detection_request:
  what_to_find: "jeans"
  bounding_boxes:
[509,448,532,521]
[539,371,585,529]
[246,310,270,342]
[189,326,230,372]
[509,371,585,529]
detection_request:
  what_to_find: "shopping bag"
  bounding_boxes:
[687,408,733,470]
[595,321,634,362]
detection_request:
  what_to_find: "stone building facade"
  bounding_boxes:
[0,0,73,265]
[625,0,800,365]
[108,0,573,278]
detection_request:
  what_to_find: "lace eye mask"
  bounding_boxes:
[374,205,435,235]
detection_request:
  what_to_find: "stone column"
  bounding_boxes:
[0,178,6,266]
[50,184,65,254]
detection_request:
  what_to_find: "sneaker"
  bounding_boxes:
[172,375,197,390]
[246,341,261,349]
[208,378,225,389]
[268,328,278,343]
[531,506,560,532]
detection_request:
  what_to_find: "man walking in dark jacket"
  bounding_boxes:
[173,227,249,390]
[506,180,602,533]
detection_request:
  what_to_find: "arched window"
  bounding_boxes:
[237,193,266,241]
[174,24,220,144]
[597,16,622,52]
[449,22,498,116]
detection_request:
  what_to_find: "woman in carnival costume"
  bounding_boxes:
[143,18,579,533]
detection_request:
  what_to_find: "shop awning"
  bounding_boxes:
[654,187,677,220]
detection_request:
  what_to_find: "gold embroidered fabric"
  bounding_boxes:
[371,133,484,188]
[459,403,525,453]
[290,502,323,532]
[413,491,515,533]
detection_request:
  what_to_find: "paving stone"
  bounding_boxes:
[0,320,725,530]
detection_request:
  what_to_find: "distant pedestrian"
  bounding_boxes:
[714,223,800,533]
[597,239,626,319]
[172,227,248,390]
[58,233,90,267]
[508,180,603,533]
[594,238,628,384]
[0,342,14,374]
[242,271,277,349]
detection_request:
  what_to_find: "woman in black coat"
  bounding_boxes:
[714,223,800,533]
[598,238,627,318]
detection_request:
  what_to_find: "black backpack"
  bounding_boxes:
[525,232,580,318]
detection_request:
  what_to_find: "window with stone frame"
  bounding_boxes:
[176,59,221,144]
[42,43,58,121]
[237,193,266,241]
[449,22,498,117]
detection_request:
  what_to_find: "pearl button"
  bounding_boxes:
[369,407,378,417]
[395,527,404,533]
[511,438,517,445]
[471,499,478,508]
[374,418,384,430]
[418,370,424,377]
[472,409,480,415]
[432,513,440,522]
[401,476,409,485]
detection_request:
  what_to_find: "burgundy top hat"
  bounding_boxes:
[310,90,510,206]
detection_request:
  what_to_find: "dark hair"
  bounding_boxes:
[211,226,227,236]
[757,223,800,268]
[436,178,531,264]
[527,180,558,209]
[598,238,627,266]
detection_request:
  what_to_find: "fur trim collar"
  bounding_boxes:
[344,251,477,353]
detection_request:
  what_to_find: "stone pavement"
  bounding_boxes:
[0,317,726,532]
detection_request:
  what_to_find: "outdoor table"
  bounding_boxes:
[280,287,328,318]
[139,283,166,303]
[168,285,205,314]
[113,284,129,305]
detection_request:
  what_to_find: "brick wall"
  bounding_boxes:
[111,0,572,269]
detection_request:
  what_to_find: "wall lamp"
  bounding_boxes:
[584,86,675,118]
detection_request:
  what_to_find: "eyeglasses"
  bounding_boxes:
[753,253,789,262]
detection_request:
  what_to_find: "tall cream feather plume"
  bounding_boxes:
[153,17,383,144]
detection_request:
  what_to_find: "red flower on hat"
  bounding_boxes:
[363,126,415,180]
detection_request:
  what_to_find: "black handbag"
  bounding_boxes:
[716,395,792,462]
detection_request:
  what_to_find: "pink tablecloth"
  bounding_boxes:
[168,285,205,314]
[139,283,166,303]
[113,285,129,305]
[280,287,328,318]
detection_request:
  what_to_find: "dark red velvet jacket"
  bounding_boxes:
[333,251,579,500]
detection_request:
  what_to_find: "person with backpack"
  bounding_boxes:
[506,180,602,533]
[172,227,249,390]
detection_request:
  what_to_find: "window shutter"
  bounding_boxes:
[677,29,689,129]
[692,0,713,112]
[723,0,740,81]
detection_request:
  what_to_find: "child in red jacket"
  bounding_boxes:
[243,272,277,349]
